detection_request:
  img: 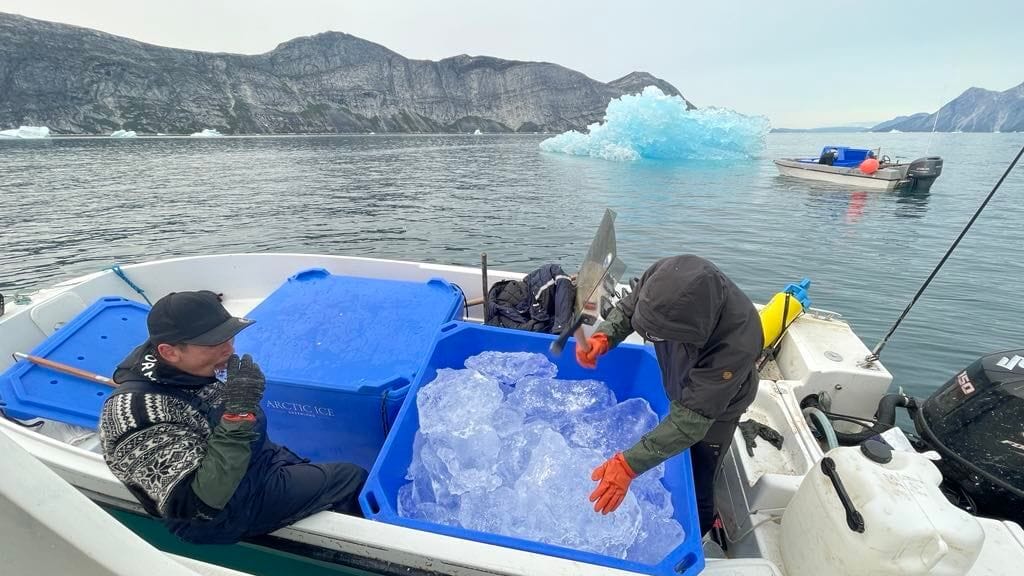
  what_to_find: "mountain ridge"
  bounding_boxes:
[871,83,1024,132]
[0,12,690,135]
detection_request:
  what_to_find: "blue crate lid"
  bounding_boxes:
[0,297,150,428]
[234,268,464,393]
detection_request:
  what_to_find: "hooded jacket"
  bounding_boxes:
[99,342,287,542]
[595,255,763,473]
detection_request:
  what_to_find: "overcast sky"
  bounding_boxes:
[2,0,1020,128]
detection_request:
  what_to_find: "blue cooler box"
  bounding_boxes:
[359,322,705,576]
[0,297,150,428]
[234,268,464,471]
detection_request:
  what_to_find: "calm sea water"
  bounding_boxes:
[2,132,1023,400]
[2,131,1023,574]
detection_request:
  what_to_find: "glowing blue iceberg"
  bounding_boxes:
[539,86,769,161]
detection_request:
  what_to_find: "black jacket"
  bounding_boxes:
[485,264,575,334]
[603,255,763,422]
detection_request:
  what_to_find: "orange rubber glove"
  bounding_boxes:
[575,333,610,369]
[589,452,636,514]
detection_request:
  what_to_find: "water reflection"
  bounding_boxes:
[891,188,931,219]
[846,191,868,224]
[794,179,931,224]
[796,180,873,225]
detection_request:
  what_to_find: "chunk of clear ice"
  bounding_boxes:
[508,376,616,423]
[464,351,557,386]
[399,351,685,564]
[513,428,642,557]
[562,397,660,456]
[417,368,503,436]
[628,498,686,564]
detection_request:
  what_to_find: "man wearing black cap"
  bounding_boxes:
[576,255,762,536]
[98,290,367,544]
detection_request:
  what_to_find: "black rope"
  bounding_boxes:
[453,282,469,319]
[380,389,390,436]
[758,289,803,371]
[0,408,44,428]
[868,144,1024,363]
[911,402,1024,500]
[816,406,882,425]
[821,412,881,428]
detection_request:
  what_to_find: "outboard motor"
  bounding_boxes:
[912,350,1024,525]
[906,156,943,191]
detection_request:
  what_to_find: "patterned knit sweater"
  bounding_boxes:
[99,343,229,519]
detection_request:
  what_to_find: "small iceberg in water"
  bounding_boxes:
[0,126,51,139]
[539,86,769,161]
[190,128,224,138]
[110,130,137,138]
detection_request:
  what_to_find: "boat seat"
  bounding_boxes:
[30,292,88,336]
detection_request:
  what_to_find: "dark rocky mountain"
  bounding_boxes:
[0,12,687,135]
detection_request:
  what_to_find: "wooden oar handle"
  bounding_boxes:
[12,352,116,387]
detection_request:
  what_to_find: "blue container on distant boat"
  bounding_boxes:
[0,297,150,427]
[819,146,871,167]
[359,322,705,576]
[234,268,464,471]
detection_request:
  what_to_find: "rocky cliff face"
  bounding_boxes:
[0,12,688,135]
[871,83,1024,132]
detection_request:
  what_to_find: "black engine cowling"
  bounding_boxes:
[914,350,1024,522]
[906,156,943,191]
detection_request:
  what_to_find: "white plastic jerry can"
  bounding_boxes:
[781,441,984,576]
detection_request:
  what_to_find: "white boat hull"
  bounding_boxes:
[774,159,908,191]
[0,420,251,576]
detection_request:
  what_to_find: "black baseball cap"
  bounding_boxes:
[147,290,255,346]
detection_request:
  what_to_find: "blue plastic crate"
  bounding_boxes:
[819,145,871,167]
[359,322,704,576]
[234,268,464,470]
[0,297,150,428]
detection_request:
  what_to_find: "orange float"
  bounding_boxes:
[859,158,880,174]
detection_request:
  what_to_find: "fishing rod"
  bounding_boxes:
[864,144,1024,366]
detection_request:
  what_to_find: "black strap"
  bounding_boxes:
[110,379,212,416]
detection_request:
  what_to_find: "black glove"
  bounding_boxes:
[739,419,784,457]
[221,353,265,416]
[739,420,760,457]
[757,423,784,450]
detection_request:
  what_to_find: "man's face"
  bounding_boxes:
[158,338,235,377]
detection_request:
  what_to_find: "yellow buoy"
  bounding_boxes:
[760,279,811,350]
